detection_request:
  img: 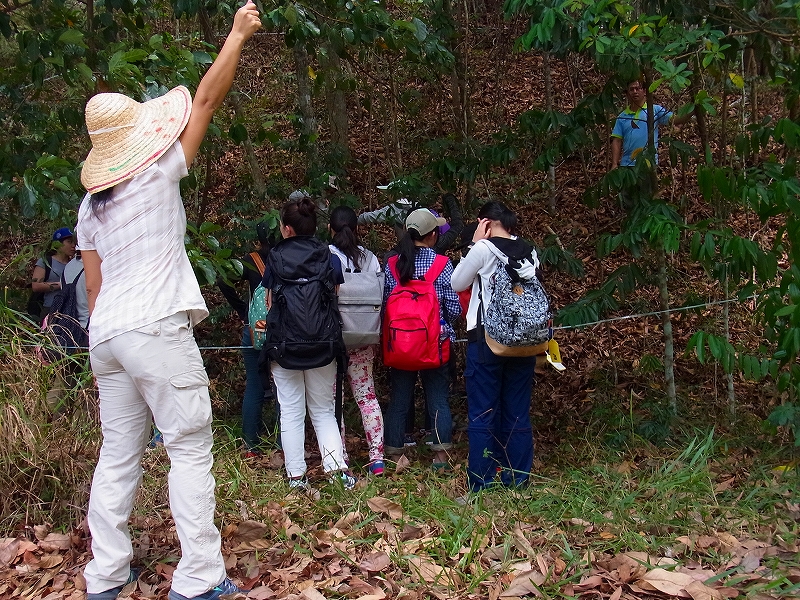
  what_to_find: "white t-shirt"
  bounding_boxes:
[77,141,208,348]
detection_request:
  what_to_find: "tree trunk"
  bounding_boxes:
[724,275,736,419]
[690,63,709,162]
[293,41,318,174]
[544,52,557,214]
[643,68,659,195]
[320,43,349,165]
[720,64,730,167]
[228,94,266,197]
[387,63,403,171]
[657,248,677,413]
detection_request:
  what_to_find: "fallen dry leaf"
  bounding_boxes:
[367,497,404,519]
[247,585,278,600]
[39,533,71,552]
[408,556,462,586]
[300,586,326,600]
[572,574,604,592]
[234,521,269,544]
[685,580,725,600]
[359,551,391,574]
[638,568,694,597]
[500,569,546,597]
[394,454,411,474]
[334,511,363,531]
[0,539,20,568]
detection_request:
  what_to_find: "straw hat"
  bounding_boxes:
[80,86,192,193]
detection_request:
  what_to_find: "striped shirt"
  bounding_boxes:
[77,141,207,349]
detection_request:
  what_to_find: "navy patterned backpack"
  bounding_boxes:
[482,241,551,357]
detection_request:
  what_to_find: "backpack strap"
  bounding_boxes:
[249,252,266,276]
[423,254,450,283]
[388,253,449,284]
[387,255,401,283]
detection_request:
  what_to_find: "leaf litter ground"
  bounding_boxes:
[2,430,799,600]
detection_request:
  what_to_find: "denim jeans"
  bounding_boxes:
[241,326,265,449]
[465,334,536,491]
[86,312,226,597]
[385,364,452,454]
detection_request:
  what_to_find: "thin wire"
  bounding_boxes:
[23,295,757,352]
[554,295,752,332]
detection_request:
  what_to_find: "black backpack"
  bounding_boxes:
[26,258,51,322]
[42,268,88,357]
[262,236,345,370]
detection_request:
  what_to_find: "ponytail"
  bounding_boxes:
[394,229,425,284]
[330,206,362,270]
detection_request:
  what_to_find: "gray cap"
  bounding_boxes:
[288,189,311,201]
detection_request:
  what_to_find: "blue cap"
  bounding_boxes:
[53,227,74,242]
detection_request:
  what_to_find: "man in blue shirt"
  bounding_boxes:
[611,79,692,169]
[610,79,692,206]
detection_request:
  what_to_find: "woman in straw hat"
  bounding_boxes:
[76,3,261,600]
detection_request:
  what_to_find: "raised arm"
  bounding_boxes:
[180,0,261,166]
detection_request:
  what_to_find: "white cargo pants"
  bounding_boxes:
[84,312,226,598]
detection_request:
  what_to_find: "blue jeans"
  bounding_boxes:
[241,326,265,449]
[385,364,452,454]
[465,334,536,491]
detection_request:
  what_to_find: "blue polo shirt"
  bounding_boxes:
[611,103,672,166]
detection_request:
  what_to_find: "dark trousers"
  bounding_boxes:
[465,334,536,491]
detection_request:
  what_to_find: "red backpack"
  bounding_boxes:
[382,254,451,370]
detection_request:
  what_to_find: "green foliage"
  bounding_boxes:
[185,221,243,286]
[767,403,800,446]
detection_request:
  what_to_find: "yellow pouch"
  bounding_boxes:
[546,338,565,371]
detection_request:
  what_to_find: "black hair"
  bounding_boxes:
[329,206,363,271]
[395,228,428,284]
[477,201,517,234]
[280,196,317,236]
[90,186,115,216]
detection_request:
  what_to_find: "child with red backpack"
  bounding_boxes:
[382,208,461,470]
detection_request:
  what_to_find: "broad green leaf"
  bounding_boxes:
[58,29,86,46]
[729,73,744,89]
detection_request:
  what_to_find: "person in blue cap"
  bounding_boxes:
[29,227,76,323]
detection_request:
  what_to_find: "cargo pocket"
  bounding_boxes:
[170,369,212,435]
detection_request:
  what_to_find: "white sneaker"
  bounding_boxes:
[329,471,357,490]
[288,476,310,491]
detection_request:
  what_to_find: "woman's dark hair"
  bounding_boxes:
[394,228,427,284]
[329,206,363,271]
[280,196,317,236]
[90,186,115,215]
[477,201,517,234]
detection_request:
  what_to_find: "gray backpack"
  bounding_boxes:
[482,241,551,356]
[333,247,385,349]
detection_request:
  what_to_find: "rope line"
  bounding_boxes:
[24,295,755,352]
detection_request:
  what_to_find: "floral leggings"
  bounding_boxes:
[340,344,385,464]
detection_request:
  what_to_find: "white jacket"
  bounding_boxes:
[450,237,539,332]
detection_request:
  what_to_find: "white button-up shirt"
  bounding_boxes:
[77,141,208,349]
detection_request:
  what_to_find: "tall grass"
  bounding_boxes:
[0,303,99,533]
